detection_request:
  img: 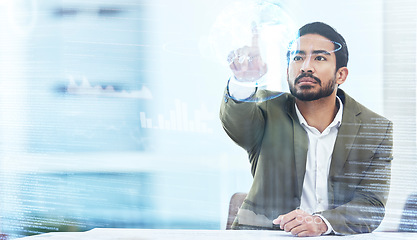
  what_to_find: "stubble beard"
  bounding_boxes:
[288,73,337,101]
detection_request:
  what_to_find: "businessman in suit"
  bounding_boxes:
[220,22,393,236]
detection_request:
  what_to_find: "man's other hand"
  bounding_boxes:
[273,209,328,237]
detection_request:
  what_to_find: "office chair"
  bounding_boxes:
[399,193,417,232]
[226,192,247,230]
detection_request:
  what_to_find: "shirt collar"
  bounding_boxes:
[295,96,343,129]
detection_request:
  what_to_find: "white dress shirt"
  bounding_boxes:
[295,96,343,234]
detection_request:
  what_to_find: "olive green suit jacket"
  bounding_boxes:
[220,88,393,235]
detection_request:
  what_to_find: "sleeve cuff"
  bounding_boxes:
[313,213,334,235]
[226,77,257,101]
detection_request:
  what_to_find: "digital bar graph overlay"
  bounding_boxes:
[140,99,213,133]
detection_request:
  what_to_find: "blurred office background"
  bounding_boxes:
[0,0,416,238]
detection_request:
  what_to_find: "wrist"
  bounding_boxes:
[227,77,257,101]
[313,215,328,235]
[313,213,333,235]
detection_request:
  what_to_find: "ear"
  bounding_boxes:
[335,67,348,85]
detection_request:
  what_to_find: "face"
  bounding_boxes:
[287,34,339,101]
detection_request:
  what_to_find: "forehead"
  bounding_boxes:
[289,34,336,54]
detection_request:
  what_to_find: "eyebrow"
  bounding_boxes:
[291,50,331,55]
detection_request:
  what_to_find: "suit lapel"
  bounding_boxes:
[328,100,360,206]
[287,99,308,199]
[293,122,308,198]
[329,91,362,180]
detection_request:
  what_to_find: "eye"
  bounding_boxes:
[293,55,303,61]
[315,56,327,61]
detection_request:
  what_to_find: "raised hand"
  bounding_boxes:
[228,24,268,82]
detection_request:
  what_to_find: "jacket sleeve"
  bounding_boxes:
[219,87,266,161]
[320,121,393,235]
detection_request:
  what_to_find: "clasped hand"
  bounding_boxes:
[273,209,328,237]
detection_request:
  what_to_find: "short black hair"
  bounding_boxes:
[287,22,349,70]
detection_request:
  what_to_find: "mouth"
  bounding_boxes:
[296,77,318,85]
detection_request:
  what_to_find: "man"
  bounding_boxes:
[220,22,393,236]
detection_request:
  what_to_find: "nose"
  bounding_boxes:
[300,56,314,73]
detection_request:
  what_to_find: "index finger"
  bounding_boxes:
[272,215,283,225]
[279,210,303,227]
[251,22,259,48]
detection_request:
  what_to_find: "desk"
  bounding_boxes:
[14,229,417,240]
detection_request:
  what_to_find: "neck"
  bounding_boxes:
[295,91,339,133]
